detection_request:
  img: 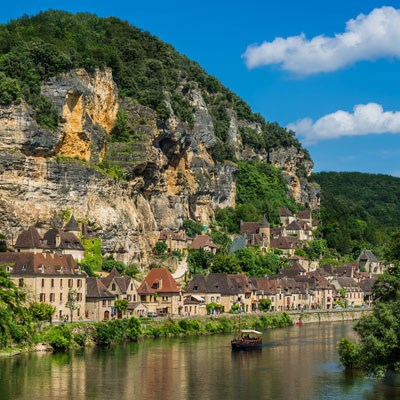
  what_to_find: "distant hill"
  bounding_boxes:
[311,172,400,258]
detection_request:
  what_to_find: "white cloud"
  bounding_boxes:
[287,103,400,144]
[243,6,400,75]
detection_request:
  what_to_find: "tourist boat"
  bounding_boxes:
[231,329,263,350]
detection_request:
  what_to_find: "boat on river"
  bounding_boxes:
[231,329,263,350]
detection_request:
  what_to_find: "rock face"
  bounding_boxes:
[0,69,318,265]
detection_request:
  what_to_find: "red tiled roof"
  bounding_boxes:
[138,268,180,294]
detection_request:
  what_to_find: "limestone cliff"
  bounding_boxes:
[0,68,318,265]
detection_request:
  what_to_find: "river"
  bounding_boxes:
[1,321,400,400]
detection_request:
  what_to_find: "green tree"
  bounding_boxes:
[124,263,139,277]
[114,299,129,316]
[0,269,34,348]
[210,254,240,274]
[29,302,55,322]
[101,256,125,273]
[154,241,168,256]
[187,249,214,275]
[258,298,271,311]
[183,220,203,238]
[65,289,79,323]
[337,265,400,375]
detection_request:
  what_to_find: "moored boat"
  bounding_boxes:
[231,329,263,350]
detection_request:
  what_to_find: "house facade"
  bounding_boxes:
[0,252,86,322]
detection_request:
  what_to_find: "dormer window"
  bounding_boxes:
[112,283,116,291]
[22,265,27,271]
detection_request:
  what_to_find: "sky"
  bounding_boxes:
[1,0,400,176]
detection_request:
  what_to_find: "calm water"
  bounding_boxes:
[1,321,400,400]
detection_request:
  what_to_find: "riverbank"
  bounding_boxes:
[0,309,371,356]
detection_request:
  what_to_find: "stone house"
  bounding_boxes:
[43,229,85,261]
[137,268,182,315]
[85,277,115,321]
[159,228,190,254]
[186,273,256,313]
[279,208,295,227]
[331,277,364,307]
[190,235,217,253]
[14,226,49,254]
[0,252,86,322]
[357,249,386,276]
[101,268,141,317]
[183,294,207,316]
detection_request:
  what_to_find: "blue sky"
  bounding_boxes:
[1,1,400,176]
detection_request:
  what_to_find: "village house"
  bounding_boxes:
[331,277,364,307]
[190,235,218,253]
[14,221,86,261]
[279,208,296,227]
[159,228,190,254]
[137,268,182,316]
[240,217,270,253]
[43,229,85,261]
[14,226,49,254]
[185,273,256,314]
[357,249,387,276]
[85,277,115,321]
[0,252,86,322]
[183,294,207,316]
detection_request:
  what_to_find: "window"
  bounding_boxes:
[141,295,146,302]
[77,279,81,288]
[211,296,215,302]
[51,279,54,288]
[60,279,63,288]
[162,296,168,301]
[41,279,45,288]
[50,293,55,302]
[108,300,111,306]
[111,283,116,291]
[77,308,80,317]
[133,295,136,302]
[39,293,45,302]
[102,300,106,307]
[60,293,63,302]
[127,295,131,301]
[68,279,73,288]
[131,284,133,290]
[216,297,220,303]
[18,278,24,288]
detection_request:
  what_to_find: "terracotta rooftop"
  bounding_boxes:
[137,268,180,294]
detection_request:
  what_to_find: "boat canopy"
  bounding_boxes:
[240,330,262,335]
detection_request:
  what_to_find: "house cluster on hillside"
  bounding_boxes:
[230,208,318,257]
[0,217,383,322]
[158,208,317,258]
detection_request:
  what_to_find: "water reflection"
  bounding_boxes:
[0,322,397,400]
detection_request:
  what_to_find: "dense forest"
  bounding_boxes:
[0,11,307,162]
[311,172,400,261]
